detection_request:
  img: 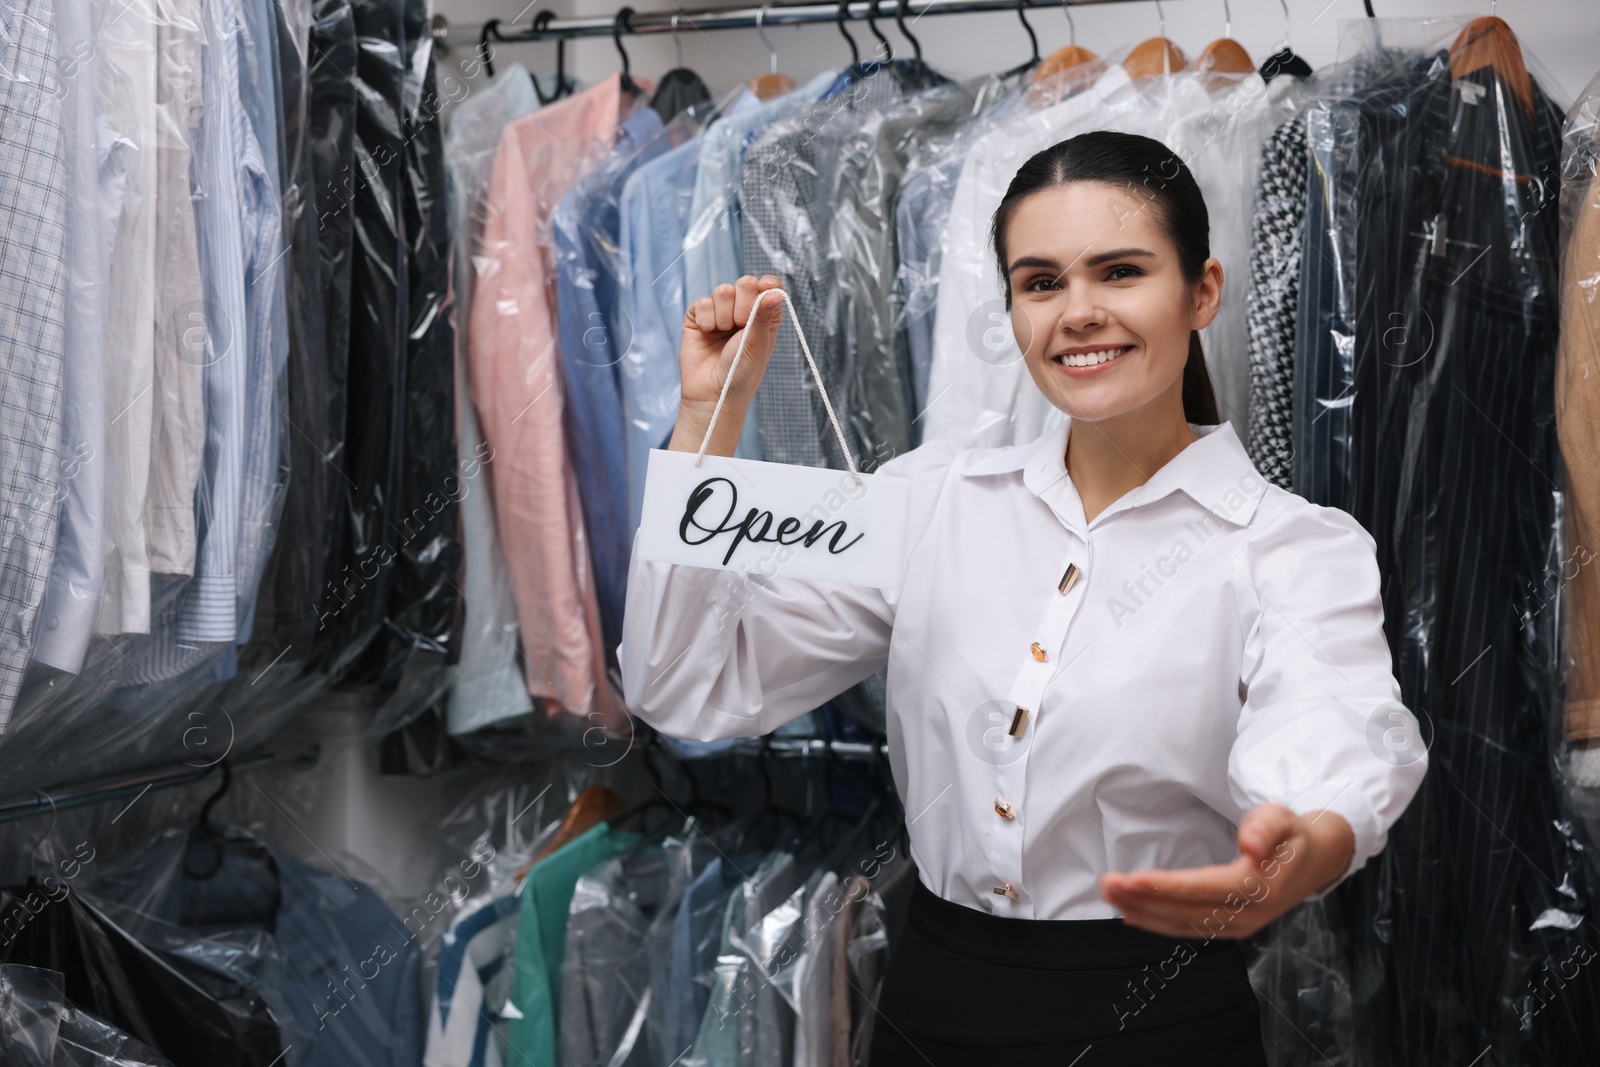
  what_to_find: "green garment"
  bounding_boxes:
[507,821,640,1065]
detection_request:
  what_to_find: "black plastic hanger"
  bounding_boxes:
[1259,0,1312,82]
[613,7,642,97]
[531,12,570,104]
[1001,0,1041,80]
[605,735,675,833]
[675,744,736,823]
[479,18,500,79]
[836,0,860,65]
[183,759,233,881]
[893,0,921,61]
[863,0,892,62]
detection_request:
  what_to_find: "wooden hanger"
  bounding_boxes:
[1196,38,1252,75]
[1194,0,1252,88]
[1195,37,1251,92]
[514,784,626,881]
[1032,2,1098,87]
[1449,15,1532,115]
[750,6,796,99]
[1124,36,1185,81]
[1124,0,1184,81]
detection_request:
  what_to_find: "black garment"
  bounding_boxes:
[867,879,1266,1064]
[1303,51,1600,1063]
[305,0,358,635]
[315,0,408,680]
[252,0,331,653]
[648,68,710,124]
[314,0,458,691]
[380,0,460,678]
[0,964,176,1067]
[0,890,283,1066]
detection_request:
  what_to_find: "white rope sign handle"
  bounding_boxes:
[692,288,862,485]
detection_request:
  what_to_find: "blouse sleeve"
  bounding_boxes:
[1227,496,1429,901]
[617,440,960,742]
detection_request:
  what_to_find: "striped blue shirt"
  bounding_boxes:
[135,0,278,682]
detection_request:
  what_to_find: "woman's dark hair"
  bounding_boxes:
[989,130,1220,426]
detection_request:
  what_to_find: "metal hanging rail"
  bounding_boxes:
[0,745,321,825]
[435,0,1175,53]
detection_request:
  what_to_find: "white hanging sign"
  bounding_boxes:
[638,449,909,586]
[635,289,910,589]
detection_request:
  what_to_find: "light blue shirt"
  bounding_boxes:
[32,0,126,673]
[135,0,269,683]
[616,133,718,534]
[680,69,838,308]
[444,64,543,735]
[553,105,668,654]
[230,0,289,651]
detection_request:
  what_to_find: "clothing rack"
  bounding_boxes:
[724,736,888,760]
[436,0,1184,53]
[0,733,882,826]
[625,732,889,761]
[0,745,321,825]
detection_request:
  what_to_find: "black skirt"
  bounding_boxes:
[868,877,1269,1065]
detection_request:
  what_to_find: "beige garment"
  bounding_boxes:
[849,858,914,1066]
[1559,169,1600,741]
[145,0,205,576]
[829,875,868,1067]
[95,0,159,631]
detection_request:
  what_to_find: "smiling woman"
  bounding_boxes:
[623,130,1426,1067]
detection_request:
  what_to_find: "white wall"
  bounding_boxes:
[433,0,1600,115]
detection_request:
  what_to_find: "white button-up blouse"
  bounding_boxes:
[618,419,1429,920]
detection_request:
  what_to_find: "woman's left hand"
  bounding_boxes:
[1098,804,1355,939]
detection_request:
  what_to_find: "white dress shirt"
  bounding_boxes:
[95,0,160,634]
[146,0,206,578]
[32,0,126,673]
[620,420,1428,920]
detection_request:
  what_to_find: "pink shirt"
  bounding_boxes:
[468,73,651,731]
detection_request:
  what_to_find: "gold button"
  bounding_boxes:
[995,799,1016,819]
[992,882,1019,900]
[1058,562,1082,595]
[1008,706,1029,738]
[1030,642,1047,662]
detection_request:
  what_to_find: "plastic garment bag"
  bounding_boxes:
[253,0,333,654]
[91,825,425,1067]
[0,964,175,1067]
[31,0,119,682]
[740,65,949,471]
[6,0,86,725]
[466,73,652,731]
[0,887,283,1065]
[559,844,676,1067]
[553,104,717,657]
[1294,20,1600,1064]
[831,77,1011,466]
[1557,71,1600,747]
[382,0,461,679]
[304,0,359,633]
[304,0,459,700]
[1242,110,1308,489]
[679,849,800,1067]
[316,0,408,679]
[441,64,542,734]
